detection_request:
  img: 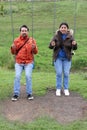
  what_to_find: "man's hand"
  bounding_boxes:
[11,44,17,55]
[32,44,36,50]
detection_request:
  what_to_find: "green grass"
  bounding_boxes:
[0,0,87,129]
[0,0,87,70]
[0,68,87,129]
[0,68,87,99]
[0,112,87,130]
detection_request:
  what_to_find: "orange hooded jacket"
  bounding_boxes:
[11,35,38,64]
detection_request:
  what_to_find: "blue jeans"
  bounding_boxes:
[54,58,71,90]
[13,63,33,96]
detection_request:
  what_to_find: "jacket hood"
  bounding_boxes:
[56,29,74,36]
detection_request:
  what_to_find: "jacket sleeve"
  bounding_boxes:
[10,42,17,55]
[31,39,38,54]
[72,43,77,50]
[49,35,59,49]
[10,37,20,55]
[71,36,78,50]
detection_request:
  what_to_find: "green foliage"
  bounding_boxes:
[0,4,4,16]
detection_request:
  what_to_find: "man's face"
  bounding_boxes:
[20,27,28,37]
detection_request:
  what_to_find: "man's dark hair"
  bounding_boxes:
[20,25,29,31]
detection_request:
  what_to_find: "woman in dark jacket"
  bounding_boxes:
[49,22,77,96]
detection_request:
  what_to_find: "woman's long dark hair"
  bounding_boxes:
[59,22,69,29]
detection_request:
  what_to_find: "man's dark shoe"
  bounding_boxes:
[27,94,34,100]
[11,95,19,101]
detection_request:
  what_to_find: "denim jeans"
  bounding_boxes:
[54,58,71,90]
[13,63,33,96]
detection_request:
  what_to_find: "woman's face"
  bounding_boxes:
[59,24,68,34]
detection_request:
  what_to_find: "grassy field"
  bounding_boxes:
[0,0,87,129]
[0,0,87,70]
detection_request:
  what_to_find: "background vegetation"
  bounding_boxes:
[0,0,87,130]
[0,0,87,70]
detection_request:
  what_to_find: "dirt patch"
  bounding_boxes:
[0,86,87,124]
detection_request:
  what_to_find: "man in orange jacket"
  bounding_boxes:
[11,25,38,101]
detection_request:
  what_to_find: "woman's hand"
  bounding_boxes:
[51,41,56,46]
[72,41,76,45]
